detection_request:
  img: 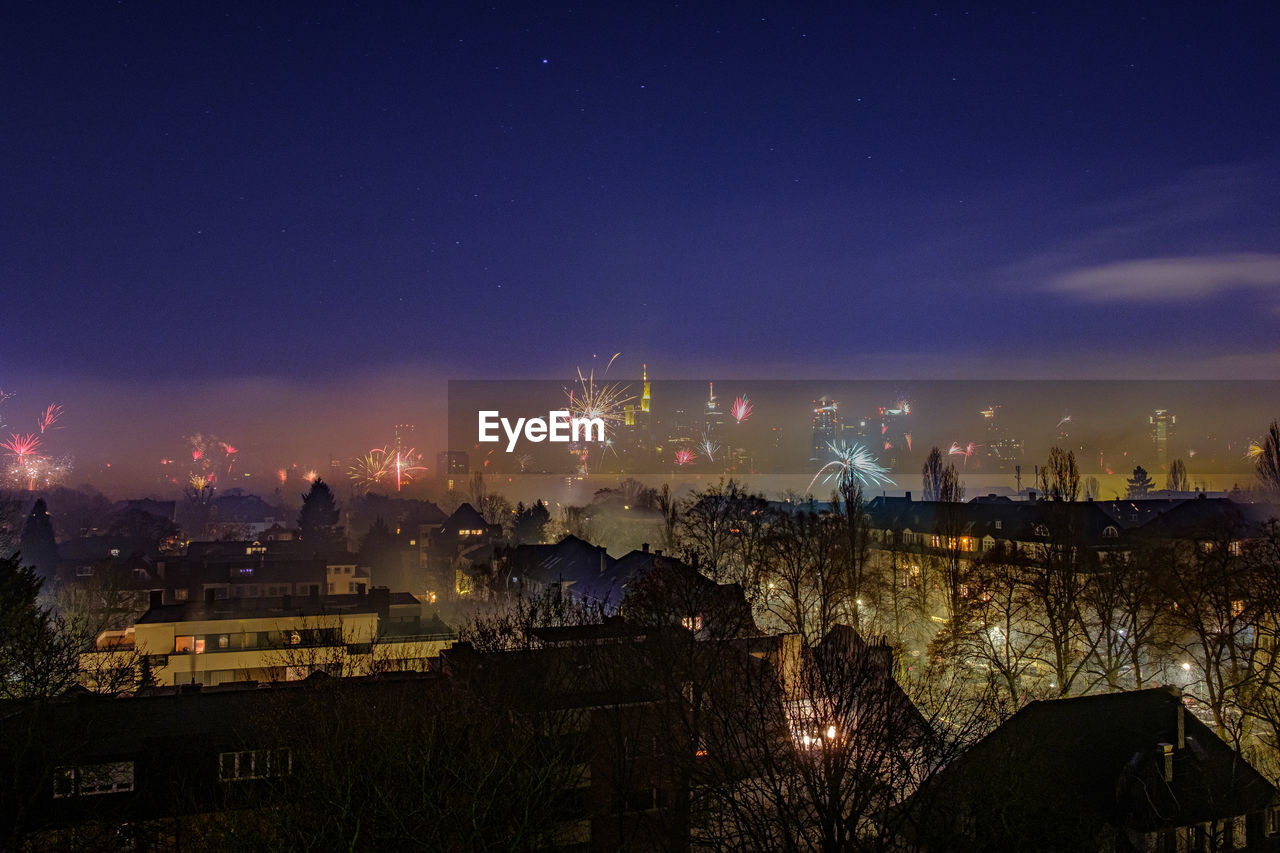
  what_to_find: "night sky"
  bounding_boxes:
[3,2,1279,487]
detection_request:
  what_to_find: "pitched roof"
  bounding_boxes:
[438,503,489,535]
[913,687,1276,842]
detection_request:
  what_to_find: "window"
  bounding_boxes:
[217,634,230,649]
[994,519,1002,530]
[174,636,205,654]
[931,535,941,548]
[1034,524,1049,537]
[174,588,188,601]
[327,582,334,594]
[1268,804,1280,836]
[54,761,135,798]
[681,615,703,631]
[76,565,95,577]
[1229,541,1243,556]
[1103,526,1119,539]
[218,749,291,782]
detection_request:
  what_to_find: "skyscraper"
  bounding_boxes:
[811,397,840,461]
[1150,409,1176,466]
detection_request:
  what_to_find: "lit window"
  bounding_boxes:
[53,762,135,798]
[217,635,230,649]
[218,749,292,782]
[174,636,205,654]
[1233,600,1245,617]
[1034,525,1049,537]
[1103,526,1119,539]
[681,616,703,631]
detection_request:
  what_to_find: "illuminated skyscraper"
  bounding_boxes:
[811,397,840,461]
[704,382,725,437]
[1150,409,1176,465]
[394,423,415,454]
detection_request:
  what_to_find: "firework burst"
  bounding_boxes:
[730,395,754,424]
[1,397,73,489]
[349,447,426,492]
[698,431,721,463]
[674,448,695,466]
[1246,441,1264,461]
[807,440,895,492]
[38,404,63,433]
[564,354,635,440]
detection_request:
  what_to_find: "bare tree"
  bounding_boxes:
[1257,420,1280,495]
[921,447,945,502]
[1037,446,1079,502]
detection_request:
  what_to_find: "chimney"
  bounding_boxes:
[642,542,649,553]
[149,589,163,609]
[1028,490,1037,503]
[904,491,911,502]
[1198,492,1207,500]
[1158,742,1174,782]
[369,586,391,623]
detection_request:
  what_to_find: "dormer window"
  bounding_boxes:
[1103,526,1119,539]
[1034,524,1049,537]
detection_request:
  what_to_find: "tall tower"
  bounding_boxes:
[704,381,725,437]
[811,397,840,461]
[641,364,651,414]
[1150,409,1175,466]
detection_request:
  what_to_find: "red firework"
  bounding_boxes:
[731,395,754,424]
[674,448,695,466]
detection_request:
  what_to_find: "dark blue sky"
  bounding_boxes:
[3,2,1279,483]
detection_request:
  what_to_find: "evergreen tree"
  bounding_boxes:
[299,480,342,555]
[1126,465,1155,498]
[0,552,77,700]
[357,516,399,583]
[512,500,551,545]
[19,499,58,582]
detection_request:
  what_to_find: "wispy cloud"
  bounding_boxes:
[1049,252,1280,303]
